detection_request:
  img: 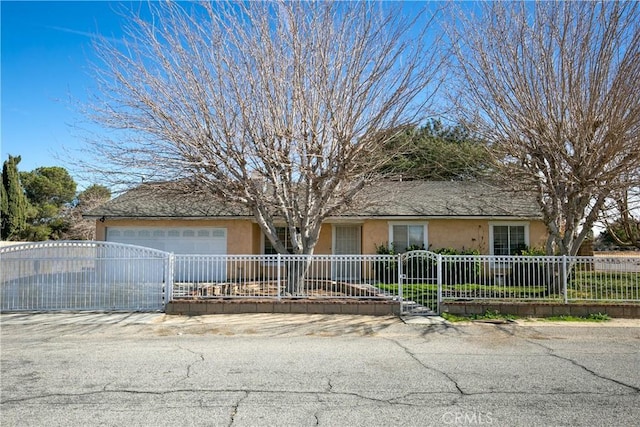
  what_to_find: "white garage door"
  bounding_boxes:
[106,227,227,282]
[106,227,227,255]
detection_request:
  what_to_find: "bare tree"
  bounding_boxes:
[599,187,640,250]
[61,184,111,240]
[448,1,640,255]
[81,1,444,258]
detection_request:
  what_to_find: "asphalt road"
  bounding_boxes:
[1,313,639,427]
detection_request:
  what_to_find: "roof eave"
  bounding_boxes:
[326,215,543,221]
[84,215,255,221]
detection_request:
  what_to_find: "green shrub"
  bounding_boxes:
[374,243,397,284]
[374,245,483,286]
[507,247,560,294]
[519,247,547,256]
[432,247,481,286]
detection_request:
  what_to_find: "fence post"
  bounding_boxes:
[562,255,568,304]
[164,253,175,306]
[437,254,443,314]
[277,253,282,300]
[397,254,403,308]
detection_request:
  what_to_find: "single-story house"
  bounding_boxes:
[85,180,547,257]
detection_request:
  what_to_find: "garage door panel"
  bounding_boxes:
[106,227,227,254]
[106,227,227,282]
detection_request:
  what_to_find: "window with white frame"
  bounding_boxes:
[389,223,427,252]
[490,223,529,255]
[263,227,294,254]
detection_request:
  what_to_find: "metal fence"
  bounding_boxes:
[168,251,639,318]
[435,254,640,303]
[171,252,640,309]
[2,242,639,314]
[0,241,170,312]
[172,254,397,299]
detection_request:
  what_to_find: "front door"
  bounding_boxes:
[333,225,362,281]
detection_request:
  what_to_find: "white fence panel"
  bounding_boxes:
[1,241,169,312]
[171,254,397,299]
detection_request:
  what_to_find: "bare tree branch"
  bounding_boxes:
[448,1,640,255]
[79,0,445,255]
[599,187,640,249]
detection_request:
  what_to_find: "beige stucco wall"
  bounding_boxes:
[426,219,486,252]
[96,217,548,255]
[361,218,547,254]
[360,220,388,254]
[315,225,333,254]
[427,219,547,253]
[529,221,548,251]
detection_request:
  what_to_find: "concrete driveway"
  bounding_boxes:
[1,313,639,426]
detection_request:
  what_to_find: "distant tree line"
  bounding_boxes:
[0,155,110,241]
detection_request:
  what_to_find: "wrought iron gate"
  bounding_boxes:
[399,251,441,315]
[0,241,171,312]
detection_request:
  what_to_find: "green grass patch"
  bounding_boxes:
[469,309,519,321]
[441,309,519,322]
[542,312,611,322]
[377,282,551,300]
[443,311,611,323]
[440,312,469,322]
[443,284,548,298]
[569,271,640,300]
[377,283,438,303]
[376,273,640,302]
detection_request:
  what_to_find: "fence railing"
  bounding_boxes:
[2,241,639,313]
[172,254,397,299]
[435,254,640,303]
[171,252,640,305]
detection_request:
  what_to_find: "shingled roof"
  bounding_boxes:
[85,182,252,219]
[86,180,541,219]
[350,181,541,218]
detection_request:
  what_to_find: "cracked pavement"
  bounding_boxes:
[1,313,639,426]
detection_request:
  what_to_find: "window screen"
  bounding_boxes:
[493,225,526,255]
[392,225,424,252]
[264,227,294,254]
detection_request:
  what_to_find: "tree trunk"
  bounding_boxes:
[285,255,313,296]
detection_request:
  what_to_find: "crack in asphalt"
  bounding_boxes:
[0,385,438,406]
[3,387,632,407]
[493,324,640,394]
[389,325,640,402]
[173,345,205,385]
[521,335,640,393]
[387,338,466,396]
[228,390,248,427]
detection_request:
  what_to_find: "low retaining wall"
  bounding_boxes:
[167,300,639,318]
[166,299,401,316]
[441,302,640,319]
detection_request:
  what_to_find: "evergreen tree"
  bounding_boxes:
[1,155,29,240]
[20,166,77,241]
[377,119,491,181]
[0,172,7,230]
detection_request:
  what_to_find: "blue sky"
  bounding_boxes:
[1,1,136,188]
[1,1,438,189]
